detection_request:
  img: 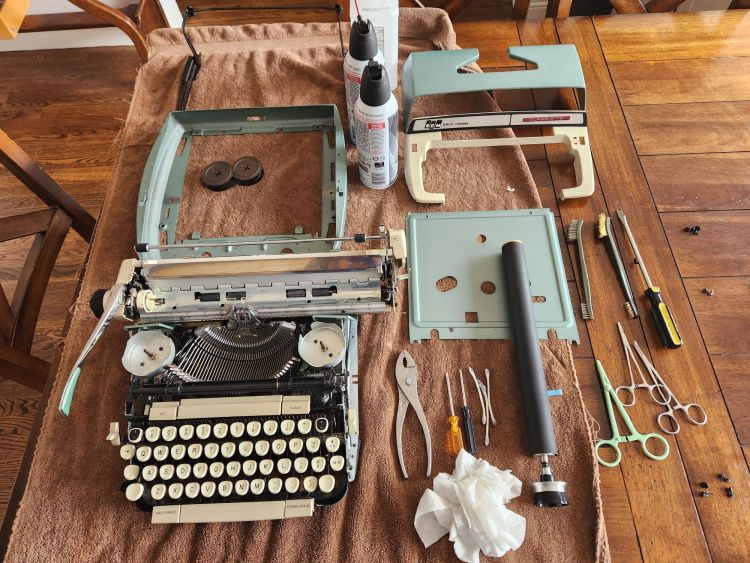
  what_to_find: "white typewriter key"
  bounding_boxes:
[123,464,140,481]
[219,480,233,497]
[120,444,136,461]
[145,427,161,443]
[319,475,336,494]
[280,420,295,436]
[325,436,341,453]
[162,426,177,442]
[242,460,258,477]
[187,443,202,460]
[294,458,309,474]
[330,455,345,472]
[209,462,224,479]
[193,462,208,480]
[170,444,186,461]
[259,459,274,476]
[142,465,158,482]
[277,458,292,475]
[213,423,228,440]
[201,481,216,498]
[311,456,327,473]
[235,479,250,496]
[246,421,262,437]
[196,424,211,440]
[159,464,175,480]
[168,483,184,500]
[297,419,312,435]
[125,483,144,502]
[250,479,265,495]
[227,461,241,478]
[285,477,300,494]
[314,418,329,434]
[303,476,318,493]
[177,464,191,480]
[239,441,253,457]
[136,446,152,463]
[185,482,200,499]
[204,443,220,459]
[305,437,321,454]
[221,442,236,458]
[263,420,278,436]
[272,439,287,456]
[179,425,194,441]
[151,484,167,501]
[255,440,270,457]
[230,422,245,438]
[268,478,283,495]
[128,428,143,444]
[154,445,169,462]
[289,438,304,455]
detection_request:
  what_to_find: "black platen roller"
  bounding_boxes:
[502,240,557,456]
[502,240,568,507]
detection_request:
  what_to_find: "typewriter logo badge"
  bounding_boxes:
[424,119,443,130]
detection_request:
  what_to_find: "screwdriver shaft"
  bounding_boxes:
[459,370,477,454]
[445,372,464,456]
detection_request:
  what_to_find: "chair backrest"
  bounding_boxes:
[0,129,95,391]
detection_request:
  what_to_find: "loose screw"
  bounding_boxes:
[725,487,734,498]
[703,288,716,296]
[718,473,731,483]
[684,226,701,235]
[699,491,710,498]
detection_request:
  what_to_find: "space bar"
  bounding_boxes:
[152,499,314,523]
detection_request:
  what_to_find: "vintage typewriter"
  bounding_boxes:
[59,105,406,524]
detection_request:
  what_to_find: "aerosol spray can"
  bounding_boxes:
[344,16,384,142]
[354,60,398,189]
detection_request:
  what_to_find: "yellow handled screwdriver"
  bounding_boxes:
[445,372,464,456]
[617,210,682,349]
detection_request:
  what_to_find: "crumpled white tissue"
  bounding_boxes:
[414,450,526,563]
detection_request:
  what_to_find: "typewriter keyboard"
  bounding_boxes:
[117,395,350,523]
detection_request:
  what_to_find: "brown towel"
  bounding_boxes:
[6,8,608,562]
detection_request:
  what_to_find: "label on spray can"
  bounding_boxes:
[354,98,398,189]
[344,51,384,142]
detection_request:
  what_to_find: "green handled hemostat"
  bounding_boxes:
[594,359,670,467]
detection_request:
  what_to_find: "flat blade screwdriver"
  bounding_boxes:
[617,209,682,349]
[445,372,464,456]
[458,370,477,454]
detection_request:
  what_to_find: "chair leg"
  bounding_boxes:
[0,346,50,392]
[440,0,477,19]
[66,0,149,62]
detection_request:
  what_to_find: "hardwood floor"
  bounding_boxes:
[0,46,140,523]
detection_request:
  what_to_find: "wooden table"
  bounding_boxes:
[2,8,749,562]
[451,11,750,562]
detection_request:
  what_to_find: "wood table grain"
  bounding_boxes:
[454,11,750,562]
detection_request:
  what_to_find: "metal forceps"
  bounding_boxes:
[395,350,432,478]
[632,341,708,435]
[594,359,670,467]
[614,322,672,408]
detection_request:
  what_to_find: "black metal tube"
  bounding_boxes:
[502,240,558,456]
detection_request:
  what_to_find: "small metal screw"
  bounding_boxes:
[699,491,710,498]
[725,487,734,498]
[719,473,731,483]
[703,288,716,296]
[699,481,709,489]
[684,226,701,235]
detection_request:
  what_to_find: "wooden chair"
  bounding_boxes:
[0,128,95,392]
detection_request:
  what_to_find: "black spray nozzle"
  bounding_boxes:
[348,17,379,61]
[359,60,390,106]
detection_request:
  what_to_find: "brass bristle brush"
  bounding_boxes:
[595,213,638,319]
